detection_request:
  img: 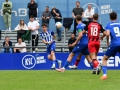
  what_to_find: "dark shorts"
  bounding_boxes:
[105,46,120,57]
[47,42,56,55]
[72,44,89,55]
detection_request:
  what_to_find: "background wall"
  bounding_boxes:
[0,0,120,30]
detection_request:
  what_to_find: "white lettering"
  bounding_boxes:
[25,58,33,65]
[115,56,120,67]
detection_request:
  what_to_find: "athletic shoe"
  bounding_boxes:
[100,76,108,80]
[51,64,55,69]
[69,65,77,69]
[92,70,96,74]
[58,60,62,68]
[56,68,65,73]
[98,63,102,73]
[35,48,38,52]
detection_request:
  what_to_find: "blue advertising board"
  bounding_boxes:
[0,53,120,70]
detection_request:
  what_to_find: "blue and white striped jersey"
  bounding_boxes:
[40,30,54,43]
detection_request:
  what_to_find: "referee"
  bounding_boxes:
[72,1,84,36]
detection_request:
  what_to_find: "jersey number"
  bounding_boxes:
[91,27,98,36]
[114,27,120,37]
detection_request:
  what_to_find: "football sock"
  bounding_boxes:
[102,66,107,76]
[75,60,80,66]
[53,60,58,64]
[63,61,70,69]
[89,62,93,69]
[92,59,99,68]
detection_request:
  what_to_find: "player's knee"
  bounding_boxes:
[103,55,109,61]
[47,55,51,60]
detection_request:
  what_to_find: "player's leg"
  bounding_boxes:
[100,46,117,80]
[69,53,82,69]
[56,45,81,72]
[88,42,100,70]
[50,42,62,69]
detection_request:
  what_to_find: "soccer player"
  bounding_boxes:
[84,13,105,74]
[56,15,93,72]
[40,23,62,69]
[100,12,120,80]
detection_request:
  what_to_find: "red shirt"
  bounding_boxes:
[84,22,104,42]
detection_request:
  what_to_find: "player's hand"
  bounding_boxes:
[72,42,77,46]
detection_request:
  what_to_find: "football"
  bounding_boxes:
[55,22,62,28]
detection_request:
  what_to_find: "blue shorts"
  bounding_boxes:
[105,46,120,57]
[46,42,56,55]
[72,44,89,55]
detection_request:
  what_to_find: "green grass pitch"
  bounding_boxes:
[0,70,119,90]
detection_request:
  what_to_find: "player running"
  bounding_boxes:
[84,13,105,74]
[40,23,62,69]
[100,12,120,80]
[56,15,93,73]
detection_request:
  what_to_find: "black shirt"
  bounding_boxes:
[51,9,62,23]
[68,38,76,52]
[72,7,84,16]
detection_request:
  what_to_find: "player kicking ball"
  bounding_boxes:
[84,13,105,74]
[40,23,62,69]
[56,15,93,73]
[100,12,120,80]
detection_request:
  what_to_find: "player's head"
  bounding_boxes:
[41,23,48,32]
[109,12,117,21]
[93,13,99,21]
[76,1,80,7]
[71,33,75,39]
[76,15,82,23]
[30,15,34,22]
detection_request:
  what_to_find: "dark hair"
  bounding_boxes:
[30,15,34,18]
[88,4,92,7]
[5,36,9,39]
[41,23,48,27]
[76,15,82,21]
[18,38,22,40]
[110,12,117,20]
[46,6,49,8]
[93,13,99,20]
[76,1,80,4]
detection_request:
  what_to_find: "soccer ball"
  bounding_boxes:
[55,22,62,28]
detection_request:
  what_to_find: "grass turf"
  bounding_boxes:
[0,70,119,90]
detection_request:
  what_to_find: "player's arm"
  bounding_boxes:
[106,30,110,47]
[72,29,83,46]
[42,39,49,45]
[51,31,56,40]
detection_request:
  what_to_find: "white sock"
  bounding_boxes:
[103,74,107,76]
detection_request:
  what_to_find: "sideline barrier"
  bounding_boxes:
[0,53,120,70]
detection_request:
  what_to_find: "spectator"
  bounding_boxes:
[14,19,28,30]
[42,6,51,28]
[27,0,38,18]
[14,19,29,42]
[28,15,40,53]
[68,33,76,52]
[14,38,27,53]
[2,0,12,30]
[1,36,12,53]
[72,1,84,36]
[51,7,62,41]
[84,4,94,23]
